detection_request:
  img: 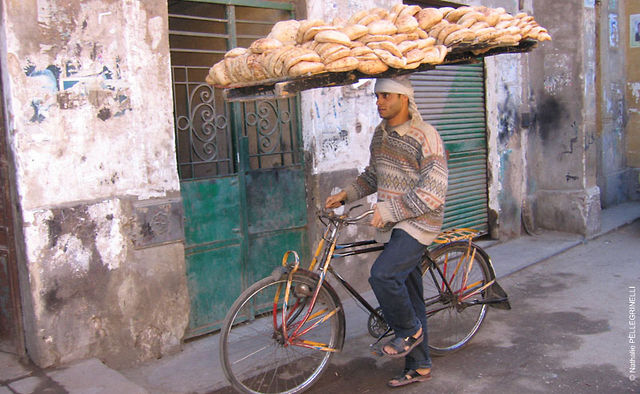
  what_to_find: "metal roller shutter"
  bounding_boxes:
[410,63,489,233]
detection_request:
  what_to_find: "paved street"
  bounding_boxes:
[212,220,640,394]
[2,207,639,394]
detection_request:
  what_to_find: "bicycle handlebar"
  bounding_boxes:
[319,208,374,225]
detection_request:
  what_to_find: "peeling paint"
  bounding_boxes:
[630,82,640,105]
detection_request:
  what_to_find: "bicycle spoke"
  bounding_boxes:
[423,242,490,355]
[221,272,344,393]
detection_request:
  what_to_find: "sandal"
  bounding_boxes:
[380,332,423,358]
[387,368,432,387]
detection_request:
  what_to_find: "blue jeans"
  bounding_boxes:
[369,229,431,369]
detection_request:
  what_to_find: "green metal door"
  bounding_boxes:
[411,63,489,233]
[169,0,307,337]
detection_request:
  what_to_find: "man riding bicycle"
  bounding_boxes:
[325,75,448,387]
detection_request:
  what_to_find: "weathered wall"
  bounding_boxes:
[625,0,640,197]
[1,0,188,368]
[597,0,636,206]
[525,0,601,236]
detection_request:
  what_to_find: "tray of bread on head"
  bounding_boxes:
[207,4,551,102]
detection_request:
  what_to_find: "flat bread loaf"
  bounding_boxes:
[368,20,398,35]
[288,61,325,76]
[268,20,300,45]
[416,8,443,30]
[357,58,389,74]
[314,30,352,46]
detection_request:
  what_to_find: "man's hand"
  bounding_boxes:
[371,205,384,228]
[325,190,347,209]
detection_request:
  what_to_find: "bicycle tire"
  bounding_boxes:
[220,270,345,394]
[422,241,491,356]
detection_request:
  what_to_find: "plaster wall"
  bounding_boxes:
[598,0,635,206]
[1,0,188,368]
[625,1,640,197]
[525,0,601,236]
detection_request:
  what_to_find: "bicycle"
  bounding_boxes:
[219,206,511,394]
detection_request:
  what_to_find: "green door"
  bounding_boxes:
[169,0,307,337]
[411,63,490,233]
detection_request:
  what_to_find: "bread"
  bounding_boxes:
[358,34,394,44]
[268,20,300,45]
[304,25,336,43]
[439,7,455,18]
[340,24,369,40]
[405,48,424,64]
[392,33,420,44]
[444,6,473,23]
[396,15,419,33]
[296,19,325,43]
[437,24,463,45]
[323,47,352,63]
[288,61,325,76]
[416,37,436,49]
[444,28,476,46]
[351,45,374,57]
[358,13,382,26]
[325,56,359,72]
[368,19,398,35]
[416,8,443,30]
[315,42,347,59]
[348,10,368,25]
[225,47,248,58]
[373,48,406,68]
[314,30,352,46]
[273,46,297,76]
[249,54,270,80]
[457,12,485,28]
[404,60,421,69]
[428,20,450,39]
[397,40,419,54]
[357,58,389,74]
[209,61,231,86]
[249,38,283,54]
[283,48,322,73]
[469,22,490,31]
[416,28,428,39]
[398,5,421,18]
[367,41,403,58]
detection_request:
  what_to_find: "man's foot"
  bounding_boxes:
[381,327,423,358]
[387,368,432,387]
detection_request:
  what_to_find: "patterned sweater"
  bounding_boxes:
[344,118,448,245]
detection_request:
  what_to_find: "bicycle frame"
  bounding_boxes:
[272,210,493,352]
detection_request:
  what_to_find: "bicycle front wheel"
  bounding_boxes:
[220,270,345,394]
[422,241,491,356]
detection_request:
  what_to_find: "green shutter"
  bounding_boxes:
[410,63,489,233]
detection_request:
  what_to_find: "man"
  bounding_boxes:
[325,75,448,387]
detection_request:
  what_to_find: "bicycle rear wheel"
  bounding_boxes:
[220,270,345,394]
[422,241,491,356]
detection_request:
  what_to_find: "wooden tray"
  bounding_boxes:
[221,39,538,102]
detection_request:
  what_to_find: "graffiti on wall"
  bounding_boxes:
[24,54,131,123]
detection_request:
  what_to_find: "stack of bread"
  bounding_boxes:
[207,4,550,87]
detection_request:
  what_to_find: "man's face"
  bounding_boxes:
[375,92,406,120]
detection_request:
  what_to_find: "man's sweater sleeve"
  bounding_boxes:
[377,147,448,225]
[344,162,378,203]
